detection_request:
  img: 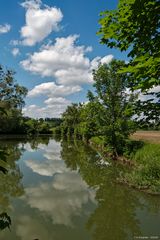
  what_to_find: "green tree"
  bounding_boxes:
[0,140,24,231]
[0,65,27,109]
[61,103,81,137]
[0,65,28,134]
[77,100,103,140]
[92,60,136,157]
[98,0,160,92]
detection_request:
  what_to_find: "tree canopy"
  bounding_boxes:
[98,0,160,92]
[0,65,28,134]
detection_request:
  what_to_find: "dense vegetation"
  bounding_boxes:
[98,0,160,127]
[56,0,160,193]
[58,60,137,157]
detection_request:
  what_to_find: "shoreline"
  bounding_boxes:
[89,137,160,196]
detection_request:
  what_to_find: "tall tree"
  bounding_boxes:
[92,60,136,157]
[0,65,27,109]
[0,65,28,133]
[61,103,81,137]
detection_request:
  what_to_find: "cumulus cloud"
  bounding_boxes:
[23,82,79,118]
[28,82,81,97]
[101,55,114,64]
[90,55,114,70]
[21,35,94,85]
[0,24,11,34]
[12,48,20,57]
[21,35,113,86]
[20,0,63,46]
[23,98,70,118]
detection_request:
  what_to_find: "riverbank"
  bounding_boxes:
[89,134,160,195]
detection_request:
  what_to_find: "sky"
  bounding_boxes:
[0,0,129,119]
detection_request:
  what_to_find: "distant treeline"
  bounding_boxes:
[0,64,62,135]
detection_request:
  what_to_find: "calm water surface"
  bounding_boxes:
[0,136,160,240]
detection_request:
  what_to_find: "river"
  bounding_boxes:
[0,136,159,240]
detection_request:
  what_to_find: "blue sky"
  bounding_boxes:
[0,0,128,118]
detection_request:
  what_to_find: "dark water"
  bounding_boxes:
[0,136,160,240]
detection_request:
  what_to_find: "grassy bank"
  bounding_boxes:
[90,135,160,194]
[121,143,160,194]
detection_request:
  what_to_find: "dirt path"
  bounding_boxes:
[131,131,160,144]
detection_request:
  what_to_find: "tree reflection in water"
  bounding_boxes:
[61,139,160,240]
[0,136,159,239]
[0,140,25,231]
[0,136,50,232]
[0,212,11,231]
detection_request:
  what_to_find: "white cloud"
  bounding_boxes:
[28,82,81,97]
[0,24,11,34]
[24,81,82,118]
[100,55,114,64]
[21,35,93,85]
[20,0,63,46]
[44,97,70,105]
[23,95,71,118]
[21,35,113,86]
[12,48,20,57]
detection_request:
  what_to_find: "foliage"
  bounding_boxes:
[92,60,136,156]
[77,101,103,140]
[0,64,28,134]
[0,140,25,231]
[98,0,160,92]
[98,0,160,126]
[135,99,160,129]
[0,65,28,109]
[61,103,82,137]
[44,118,62,128]
[22,117,52,135]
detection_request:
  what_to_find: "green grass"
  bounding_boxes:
[123,143,160,193]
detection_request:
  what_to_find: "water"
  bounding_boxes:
[0,136,160,240]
